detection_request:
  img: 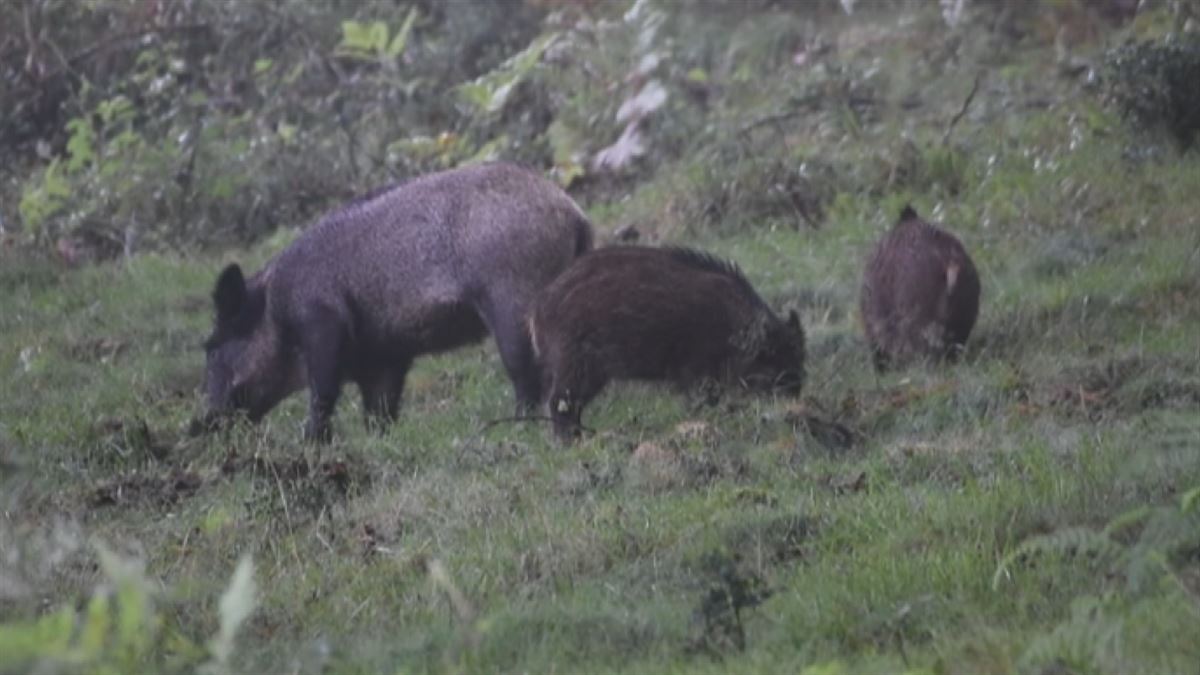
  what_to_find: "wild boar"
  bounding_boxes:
[528,246,806,440]
[860,205,980,370]
[201,162,594,441]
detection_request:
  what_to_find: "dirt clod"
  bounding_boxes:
[89,470,202,509]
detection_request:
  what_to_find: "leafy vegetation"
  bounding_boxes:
[1105,33,1200,148]
[3,0,1200,673]
[0,542,255,675]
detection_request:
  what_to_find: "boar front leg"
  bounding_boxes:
[301,309,345,443]
[358,358,411,432]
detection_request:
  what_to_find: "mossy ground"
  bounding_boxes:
[3,3,1199,673]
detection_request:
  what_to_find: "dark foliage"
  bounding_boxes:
[1106,35,1200,149]
[1,0,551,251]
[687,552,772,656]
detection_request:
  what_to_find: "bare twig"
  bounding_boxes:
[737,96,823,136]
[476,414,555,433]
[784,189,819,231]
[338,109,361,182]
[175,113,205,223]
[457,414,594,456]
[64,23,212,69]
[41,29,78,86]
[942,73,982,145]
[21,0,41,77]
[738,93,920,138]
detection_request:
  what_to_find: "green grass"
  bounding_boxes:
[3,4,1200,674]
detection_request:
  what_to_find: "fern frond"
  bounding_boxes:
[1019,594,1126,674]
[1181,486,1200,514]
[993,527,1122,590]
[1104,506,1153,538]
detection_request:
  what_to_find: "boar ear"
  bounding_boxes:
[899,204,919,222]
[213,264,247,321]
[786,309,801,332]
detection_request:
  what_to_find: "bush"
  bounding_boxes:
[3,0,551,254]
[1105,35,1200,149]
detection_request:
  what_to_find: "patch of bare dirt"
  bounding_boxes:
[90,416,169,463]
[785,403,864,452]
[221,452,368,499]
[66,336,128,364]
[89,469,202,509]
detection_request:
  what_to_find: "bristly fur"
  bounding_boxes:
[660,246,760,302]
[899,204,919,222]
[529,245,805,441]
[201,161,595,441]
[345,181,404,209]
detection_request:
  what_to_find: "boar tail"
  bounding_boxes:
[527,314,542,359]
[945,261,960,294]
[572,212,594,257]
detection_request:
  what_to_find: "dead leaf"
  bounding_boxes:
[593,121,645,172]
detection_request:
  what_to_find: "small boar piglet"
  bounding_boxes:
[860,205,981,370]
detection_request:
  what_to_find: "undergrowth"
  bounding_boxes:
[3,1,1200,673]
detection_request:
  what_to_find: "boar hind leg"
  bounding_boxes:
[358,360,411,432]
[301,309,346,443]
[478,298,541,413]
[870,344,891,373]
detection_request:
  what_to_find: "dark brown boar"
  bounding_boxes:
[528,246,806,440]
[860,205,980,370]
[201,162,594,441]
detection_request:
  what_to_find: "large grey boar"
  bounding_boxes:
[528,246,806,440]
[201,162,594,441]
[860,205,980,370]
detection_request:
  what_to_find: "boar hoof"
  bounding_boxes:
[303,420,334,444]
[186,417,207,437]
[187,412,226,436]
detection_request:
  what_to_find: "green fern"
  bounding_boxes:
[995,488,1200,591]
[1102,505,1153,539]
[1182,486,1200,514]
[996,487,1200,672]
[992,526,1124,590]
[1124,504,1200,595]
[1019,594,1127,675]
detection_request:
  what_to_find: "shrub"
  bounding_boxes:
[1105,35,1200,149]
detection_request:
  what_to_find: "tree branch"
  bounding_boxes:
[942,73,982,145]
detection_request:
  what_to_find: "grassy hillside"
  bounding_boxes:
[2,2,1199,673]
